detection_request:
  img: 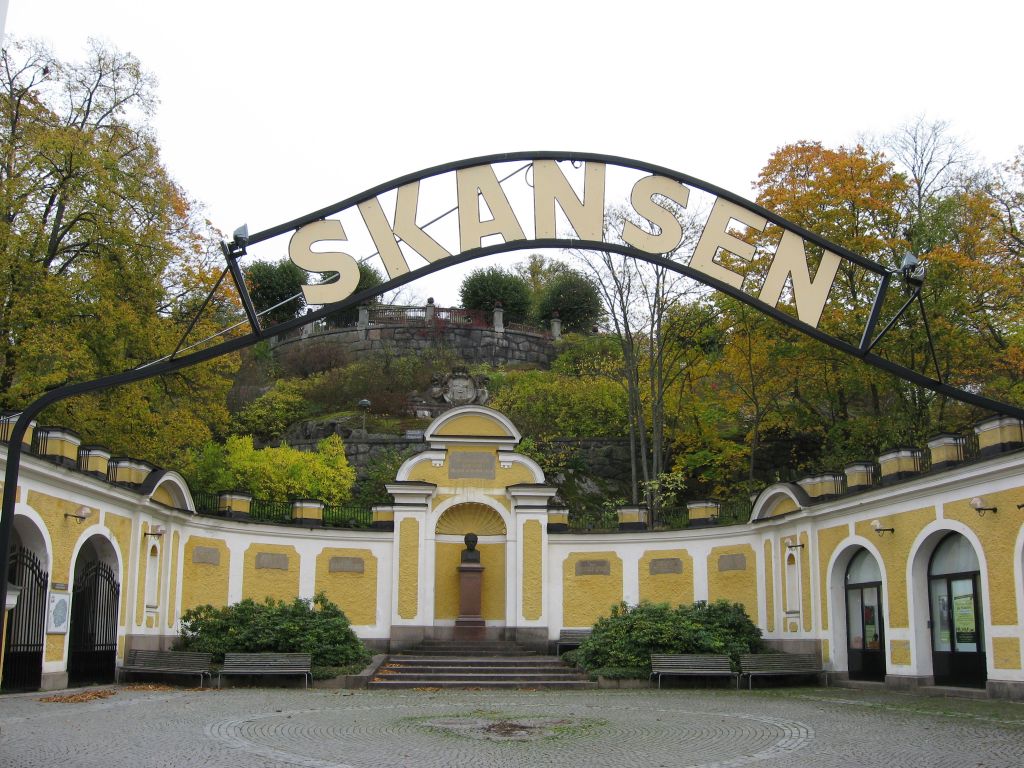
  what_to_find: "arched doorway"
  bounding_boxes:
[2,518,50,692]
[67,536,120,686]
[845,548,885,681]
[928,532,986,688]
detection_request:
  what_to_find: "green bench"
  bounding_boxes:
[217,652,313,688]
[650,653,739,688]
[119,650,213,687]
[739,653,827,689]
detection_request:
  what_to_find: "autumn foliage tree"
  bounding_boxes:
[0,40,238,466]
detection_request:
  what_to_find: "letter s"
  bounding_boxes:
[288,220,361,305]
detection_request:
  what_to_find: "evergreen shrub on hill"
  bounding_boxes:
[177,593,371,671]
[574,600,763,677]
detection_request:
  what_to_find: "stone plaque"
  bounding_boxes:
[329,556,364,574]
[649,557,683,575]
[255,552,289,570]
[718,554,747,572]
[449,452,496,480]
[575,559,611,576]
[192,547,220,566]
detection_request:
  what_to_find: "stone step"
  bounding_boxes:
[389,656,563,666]
[369,641,593,691]
[374,671,588,683]
[367,678,597,690]
[380,663,581,675]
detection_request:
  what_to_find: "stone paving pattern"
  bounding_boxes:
[2,685,1023,767]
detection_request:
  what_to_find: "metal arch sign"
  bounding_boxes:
[2,151,1023,614]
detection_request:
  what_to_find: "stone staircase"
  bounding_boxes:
[367,639,596,690]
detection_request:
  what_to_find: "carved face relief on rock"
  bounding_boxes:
[444,373,478,405]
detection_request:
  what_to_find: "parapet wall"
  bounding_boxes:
[269,304,558,373]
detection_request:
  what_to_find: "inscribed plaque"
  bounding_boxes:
[449,452,496,480]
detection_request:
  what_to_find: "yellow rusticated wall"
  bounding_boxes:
[816,524,849,631]
[638,548,693,606]
[763,540,775,633]
[167,531,179,628]
[315,548,377,626]
[706,544,758,614]
[562,552,623,627]
[854,506,936,629]
[398,518,419,620]
[242,544,299,602]
[944,487,1023,628]
[434,542,506,620]
[522,520,543,621]
[181,536,229,610]
[993,637,1022,670]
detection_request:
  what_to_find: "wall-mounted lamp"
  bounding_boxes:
[144,524,166,538]
[64,506,92,523]
[970,497,997,516]
[871,519,895,537]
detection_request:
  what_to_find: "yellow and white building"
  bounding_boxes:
[2,406,1023,699]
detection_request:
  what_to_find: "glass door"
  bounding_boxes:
[845,549,885,681]
[928,533,986,688]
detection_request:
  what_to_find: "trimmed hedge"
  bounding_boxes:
[574,600,763,673]
[176,593,370,668]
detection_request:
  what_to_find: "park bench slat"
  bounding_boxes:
[556,629,592,654]
[739,653,827,689]
[649,654,739,688]
[217,652,313,688]
[119,650,213,687]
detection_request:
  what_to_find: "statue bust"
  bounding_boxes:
[461,532,481,563]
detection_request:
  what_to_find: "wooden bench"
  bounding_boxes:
[119,650,213,688]
[650,654,739,689]
[217,652,313,688]
[739,653,828,689]
[556,629,592,655]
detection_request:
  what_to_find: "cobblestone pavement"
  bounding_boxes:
[2,685,1023,768]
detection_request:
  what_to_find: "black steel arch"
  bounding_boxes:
[2,151,1022,615]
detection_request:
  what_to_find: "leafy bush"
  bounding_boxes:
[231,378,317,443]
[535,270,604,332]
[489,370,627,440]
[459,267,532,323]
[177,593,371,668]
[182,434,356,503]
[574,600,763,672]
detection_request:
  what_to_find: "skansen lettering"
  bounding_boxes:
[288,161,841,329]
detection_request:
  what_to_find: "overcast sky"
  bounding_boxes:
[6,1,1023,305]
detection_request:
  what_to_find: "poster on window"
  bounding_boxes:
[953,593,976,644]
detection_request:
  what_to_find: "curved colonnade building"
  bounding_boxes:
[2,406,1023,699]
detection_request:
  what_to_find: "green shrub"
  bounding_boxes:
[176,593,371,668]
[459,267,532,323]
[574,600,762,673]
[535,270,603,332]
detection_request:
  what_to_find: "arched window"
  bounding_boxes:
[145,544,160,609]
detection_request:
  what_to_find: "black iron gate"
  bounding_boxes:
[2,546,49,692]
[67,561,119,686]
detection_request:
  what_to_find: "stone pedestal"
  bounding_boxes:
[455,563,485,639]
